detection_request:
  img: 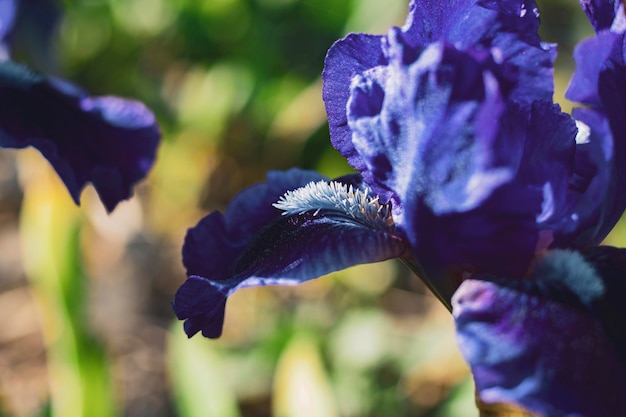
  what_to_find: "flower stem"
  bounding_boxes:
[400,257,452,312]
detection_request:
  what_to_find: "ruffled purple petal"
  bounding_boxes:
[0,61,160,212]
[403,0,555,105]
[322,0,555,179]
[348,40,516,210]
[175,170,408,338]
[174,276,227,339]
[344,40,563,297]
[564,30,626,246]
[403,0,541,46]
[322,33,387,173]
[401,98,578,302]
[454,276,626,417]
[176,212,406,338]
[579,0,625,32]
[549,109,613,247]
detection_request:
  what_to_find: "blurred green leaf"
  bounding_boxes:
[18,154,116,417]
[432,377,479,417]
[168,326,241,417]
[273,333,338,417]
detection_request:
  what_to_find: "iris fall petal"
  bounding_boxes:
[174,169,407,338]
[454,275,626,417]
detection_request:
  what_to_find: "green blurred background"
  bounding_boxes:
[0,0,624,416]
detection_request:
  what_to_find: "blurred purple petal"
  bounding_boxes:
[566,31,617,108]
[454,273,626,417]
[0,0,15,56]
[579,0,624,32]
[0,61,160,211]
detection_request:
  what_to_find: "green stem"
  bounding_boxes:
[400,257,452,312]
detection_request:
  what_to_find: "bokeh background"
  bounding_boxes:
[0,0,624,416]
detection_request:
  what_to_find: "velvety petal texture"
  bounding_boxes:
[454,249,626,417]
[174,169,408,338]
[0,61,160,211]
[403,0,556,105]
[322,0,579,296]
[343,30,579,293]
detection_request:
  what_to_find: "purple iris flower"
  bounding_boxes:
[0,0,160,212]
[174,0,626,413]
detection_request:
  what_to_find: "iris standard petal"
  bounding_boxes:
[343,38,568,301]
[579,0,624,32]
[322,0,555,179]
[403,0,555,105]
[322,33,387,173]
[0,61,160,212]
[549,108,613,247]
[403,0,541,46]
[348,40,514,211]
[454,275,626,417]
[565,30,626,245]
[515,103,577,229]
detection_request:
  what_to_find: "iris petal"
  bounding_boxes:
[322,33,387,173]
[175,170,407,338]
[403,0,555,105]
[182,169,327,280]
[349,41,513,211]
[579,0,624,32]
[0,61,160,212]
[0,0,15,55]
[322,0,555,178]
[454,277,626,417]
[565,29,626,245]
[404,0,542,46]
